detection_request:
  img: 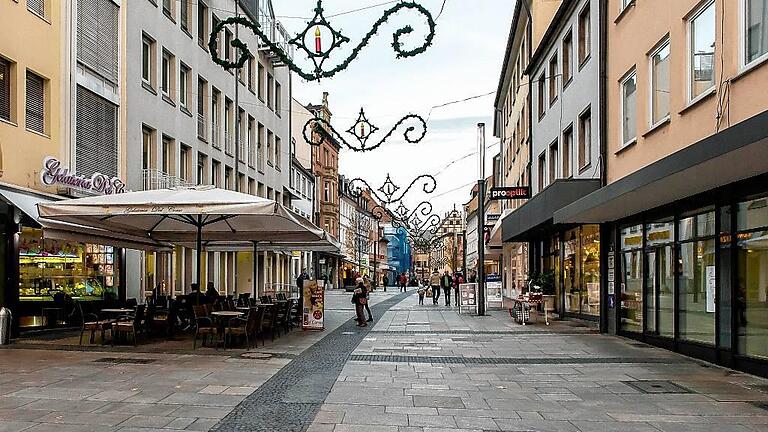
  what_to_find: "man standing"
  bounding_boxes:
[454,272,463,306]
[441,270,453,306]
[296,269,308,293]
[382,275,389,292]
[400,272,408,292]
[429,269,441,305]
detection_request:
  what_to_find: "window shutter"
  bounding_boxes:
[76,85,118,178]
[77,0,119,83]
[27,0,45,17]
[26,72,45,133]
[0,59,9,121]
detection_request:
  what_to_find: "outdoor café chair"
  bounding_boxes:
[193,305,217,349]
[223,307,262,349]
[113,305,146,346]
[77,302,115,345]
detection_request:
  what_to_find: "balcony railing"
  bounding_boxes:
[142,169,191,191]
[197,114,206,140]
[258,10,294,64]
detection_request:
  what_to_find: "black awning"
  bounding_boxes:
[502,179,601,242]
[555,110,768,224]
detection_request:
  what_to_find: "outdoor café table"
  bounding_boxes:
[209,311,244,347]
[509,298,549,326]
[100,308,134,318]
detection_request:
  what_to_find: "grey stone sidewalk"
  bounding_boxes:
[307,292,768,432]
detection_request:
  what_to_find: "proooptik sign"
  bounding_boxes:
[40,156,126,195]
[489,186,531,200]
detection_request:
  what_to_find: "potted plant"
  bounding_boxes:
[537,271,556,313]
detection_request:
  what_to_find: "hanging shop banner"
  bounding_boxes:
[302,280,325,330]
[40,156,126,195]
[489,186,531,200]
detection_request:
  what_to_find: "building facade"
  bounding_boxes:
[126,0,292,298]
[554,0,768,376]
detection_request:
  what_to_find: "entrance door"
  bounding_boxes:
[645,245,674,337]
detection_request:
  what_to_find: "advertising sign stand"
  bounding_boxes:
[459,283,478,315]
[302,280,325,331]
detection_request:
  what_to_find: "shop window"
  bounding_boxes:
[688,1,716,101]
[645,219,675,338]
[563,225,600,317]
[735,198,768,360]
[620,224,643,333]
[678,237,716,344]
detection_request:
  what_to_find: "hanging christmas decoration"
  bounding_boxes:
[348,173,436,206]
[209,0,437,82]
[302,108,427,152]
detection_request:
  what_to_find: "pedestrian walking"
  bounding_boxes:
[429,269,441,305]
[417,283,426,305]
[362,277,373,322]
[453,272,464,306]
[399,272,408,292]
[441,270,452,306]
[352,281,368,327]
[383,275,389,292]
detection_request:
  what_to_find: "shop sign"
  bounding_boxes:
[292,250,302,257]
[40,156,126,195]
[302,279,325,330]
[486,213,501,224]
[489,186,531,200]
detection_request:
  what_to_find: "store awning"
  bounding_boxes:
[0,183,171,251]
[488,208,512,248]
[554,110,768,224]
[502,179,601,242]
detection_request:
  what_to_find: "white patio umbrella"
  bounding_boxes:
[37,186,325,287]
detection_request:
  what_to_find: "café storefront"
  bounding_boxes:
[554,111,768,376]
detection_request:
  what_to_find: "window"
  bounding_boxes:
[224,99,232,154]
[620,70,637,147]
[142,36,155,88]
[212,15,221,54]
[562,125,573,178]
[76,86,117,177]
[247,116,255,167]
[161,50,175,99]
[161,135,174,175]
[562,30,573,87]
[211,88,220,147]
[537,72,546,119]
[197,77,207,140]
[77,0,119,84]
[548,55,558,105]
[180,0,190,32]
[179,64,190,109]
[620,0,633,12]
[267,73,274,109]
[163,0,174,20]
[257,62,265,101]
[275,81,282,115]
[27,0,45,18]
[197,153,207,185]
[180,144,191,182]
[746,0,768,65]
[275,136,281,168]
[537,153,546,191]
[620,224,644,333]
[689,1,716,100]
[247,56,255,92]
[257,123,265,171]
[142,126,155,171]
[678,209,716,345]
[212,159,221,187]
[578,107,591,169]
[549,140,558,184]
[267,130,274,165]
[25,71,45,134]
[0,58,10,122]
[224,30,233,63]
[650,39,671,125]
[578,4,591,65]
[324,181,330,202]
[225,167,233,189]
[197,2,209,49]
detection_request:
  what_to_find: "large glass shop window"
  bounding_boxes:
[18,227,117,302]
[736,197,768,360]
[620,224,643,332]
[581,225,601,316]
[645,219,675,338]
[678,209,716,345]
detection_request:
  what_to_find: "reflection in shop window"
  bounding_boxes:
[736,196,768,360]
[620,224,643,332]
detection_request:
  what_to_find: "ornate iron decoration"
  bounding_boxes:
[209,0,437,82]
[349,173,436,206]
[303,108,427,152]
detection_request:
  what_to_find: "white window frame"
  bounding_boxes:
[648,37,671,128]
[620,0,634,14]
[686,0,716,104]
[141,36,154,87]
[619,68,638,149]
[740,0,768,70]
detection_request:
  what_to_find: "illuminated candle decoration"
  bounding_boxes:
[314,26,322,54]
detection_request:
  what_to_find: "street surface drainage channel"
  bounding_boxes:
[94,357,157,364]
[210,291,412,432]
[349,354,688,365]
[622,380,694,394]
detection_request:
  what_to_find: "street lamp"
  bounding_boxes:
[477,123,486,316]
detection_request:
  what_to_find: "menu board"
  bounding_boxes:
[459,283,478,314]
[486,281,503,308]
[302,280,325,330]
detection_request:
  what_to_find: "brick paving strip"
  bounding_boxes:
[210,291,413,432]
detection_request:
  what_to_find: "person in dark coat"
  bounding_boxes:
[441,271,453,306]
[205,282,219,300]
[352,281,368,327]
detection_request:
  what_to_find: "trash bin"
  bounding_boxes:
[0,307,12,345]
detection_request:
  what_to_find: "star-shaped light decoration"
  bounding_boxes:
[395,203,409,220]
[289,2,350,78]
[347,108,379,150]
[377,174,400,203]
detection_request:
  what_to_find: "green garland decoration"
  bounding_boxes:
[302,111,427,152]
[209,0,437,81]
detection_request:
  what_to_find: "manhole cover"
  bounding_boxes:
[623,380,693,394]
[95,357,156,365]
[240,352,273,359]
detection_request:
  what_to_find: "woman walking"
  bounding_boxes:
[352,281,368,327]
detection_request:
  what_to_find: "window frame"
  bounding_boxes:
[648,36,671,128]
[578,2,592,67]
[548,139,559,184]
[141,34,156,89]
[686,0,716,103]
[562,29,574,89]
[548,53,559,106]
[537,72,546,120]
[740,0,768,70]
[198,2,209,50]
[578,106,592,171]
[25,70,46,135]
[562,124,574,179]
[619,68,638,149]
[0,57,12,123]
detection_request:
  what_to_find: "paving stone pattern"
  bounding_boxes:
[210,291,413,432]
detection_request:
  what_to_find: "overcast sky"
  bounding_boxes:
[271,0,515,215]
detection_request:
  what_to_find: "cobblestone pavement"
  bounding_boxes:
[306,292,768,432]
[0,289,399,432]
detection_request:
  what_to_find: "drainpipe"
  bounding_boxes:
[599,0,608,187]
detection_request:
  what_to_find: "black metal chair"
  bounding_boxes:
[192,305,216,349]
[77,302,115,345]
[113,305,146,346]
